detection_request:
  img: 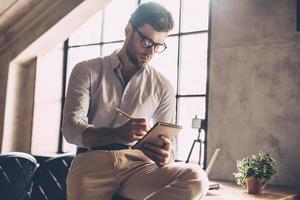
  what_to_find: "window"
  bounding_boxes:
[33,0,210,166]
[31,44,64,155]
[141,0,209,165]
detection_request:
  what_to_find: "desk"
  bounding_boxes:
[204,181,298,200]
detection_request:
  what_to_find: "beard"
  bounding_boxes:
[126,46,142,68]
[126,35,151,68]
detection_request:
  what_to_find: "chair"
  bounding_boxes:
[0,152,38,200]
[31,153,74,200]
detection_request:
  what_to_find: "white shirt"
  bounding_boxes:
[62,51,175,147]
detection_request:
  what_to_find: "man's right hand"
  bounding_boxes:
[115,118,148,143]
[82,118,148,147]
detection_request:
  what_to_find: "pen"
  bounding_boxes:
[115,107,132,119]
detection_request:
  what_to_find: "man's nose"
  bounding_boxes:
[146,45,155,55]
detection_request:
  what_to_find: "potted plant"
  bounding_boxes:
[233,151,277,195]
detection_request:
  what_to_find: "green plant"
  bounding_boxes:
[233,151,277,187]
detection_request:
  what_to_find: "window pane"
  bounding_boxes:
[69,11,102,46]
[67,45,100,84]
[102,0,136,42]
[101,42,123,57]
[148,36,178,91]
[32,45,63,155]
[141,0,180,34]
[181,0,209,32]
[176,97,206,163]
[179,33,207,95]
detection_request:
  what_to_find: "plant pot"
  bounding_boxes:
[246,177,264,195]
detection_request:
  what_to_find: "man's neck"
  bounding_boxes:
[117,48,139,81]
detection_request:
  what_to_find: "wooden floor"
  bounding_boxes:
[204,181,298,200]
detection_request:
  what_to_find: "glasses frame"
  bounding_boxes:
[132,25,167,53]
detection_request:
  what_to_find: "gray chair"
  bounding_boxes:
[0,152,38,200]
[31,153,74,200]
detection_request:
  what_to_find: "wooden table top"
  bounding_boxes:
[204,181,298,200]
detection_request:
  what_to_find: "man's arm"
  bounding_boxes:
[62,62,92,147]
[140,81,176,165]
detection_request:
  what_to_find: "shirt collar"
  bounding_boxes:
[109,50,150,73]
[110,50,122,71]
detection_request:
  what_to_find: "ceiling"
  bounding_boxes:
[0,0,36,33]
[0,0,17,15]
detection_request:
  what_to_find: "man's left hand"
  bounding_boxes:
[140,136,172,166]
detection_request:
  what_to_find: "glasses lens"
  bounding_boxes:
[140,36,167,53]
[141,38,153,48]
[155,44,166,53]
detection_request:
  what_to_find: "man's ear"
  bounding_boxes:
[125,23,133,38]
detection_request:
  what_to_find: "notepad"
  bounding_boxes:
[132,122,182,149]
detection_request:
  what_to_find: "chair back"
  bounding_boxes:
[0,152,38,200]
[31,153,74,200]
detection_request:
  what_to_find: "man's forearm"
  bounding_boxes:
[82,119,148,148]
[82,126,119,147]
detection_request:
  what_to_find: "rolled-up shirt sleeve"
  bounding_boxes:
[62,61,92,147]
[153,81,176,124]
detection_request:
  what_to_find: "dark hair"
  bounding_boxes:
[129,2,174,32]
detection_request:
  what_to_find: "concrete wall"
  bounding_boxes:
[207,0,300,190]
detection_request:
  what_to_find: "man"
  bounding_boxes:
[62,2,209,200]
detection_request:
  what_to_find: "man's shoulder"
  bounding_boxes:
[75,55,112,72]
[147,65,172,86]
[146,65,174,94]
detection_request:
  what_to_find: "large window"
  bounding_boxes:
[32,43,64,155]
[32,0,210,166]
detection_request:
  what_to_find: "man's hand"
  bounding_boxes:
[140,136,172,166]
[82,118,148,147]
[115,118,148,143]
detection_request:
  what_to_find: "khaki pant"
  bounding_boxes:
[67,149,209,200]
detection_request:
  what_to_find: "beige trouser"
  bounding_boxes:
[67,149,209,200]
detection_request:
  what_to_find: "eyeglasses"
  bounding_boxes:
[132,25,167,53]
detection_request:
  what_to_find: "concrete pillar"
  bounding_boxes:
[0,58,9,151]
[2,58,37,153]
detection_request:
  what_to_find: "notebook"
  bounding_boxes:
[133,122,182,149]
[206,148,221,190]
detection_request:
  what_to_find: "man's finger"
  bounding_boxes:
[142,147,156,160]
[132,129,147,137]
[143,143,169,158]
[142,147,165,166]
[159,136,171,150]
[131,118,147,124]
[135,124,148,131]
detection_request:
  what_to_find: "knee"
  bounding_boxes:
[183,164,209,199]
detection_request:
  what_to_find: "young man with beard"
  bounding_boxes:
[62,2,209,200]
